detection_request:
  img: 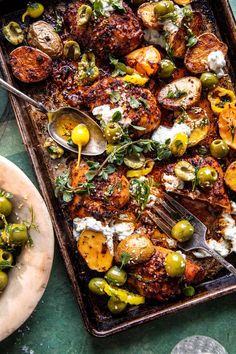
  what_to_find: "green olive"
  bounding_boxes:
[104,122,123,143]
[107,296,127,314]
[197,166,218,188]
[165,252,186,277]
[210,139,229,158]
[63,41,81,61]
[105,266,127,286]
[158,59,176,79]
[183,285,195,297]
[2,223,28,245]
[124,153,145,169]
[174,161,195,181]
[154,1,175,17]
[0,196,13,217]
[0,249,13,269]
[171,220,194,242]
[2,21,24,46]
[200,72,219,89]
[88,277,107,295]
[77,4,92,26]
[0,270,8,291]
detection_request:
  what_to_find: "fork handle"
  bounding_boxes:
[202,246,236,277]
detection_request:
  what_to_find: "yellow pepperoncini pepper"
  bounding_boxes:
[76,52,99,85]
[22,2,44,22]
[126,159,154,178]
[104,283,145,305]
[208,87,236,114]
[122,72,149,86]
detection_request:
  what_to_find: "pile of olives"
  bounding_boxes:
[0,191,29,293]
[89,265,128,314]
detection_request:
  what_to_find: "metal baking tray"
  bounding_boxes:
[0,0,236,337]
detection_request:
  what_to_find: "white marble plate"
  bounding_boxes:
[0,156,54,341]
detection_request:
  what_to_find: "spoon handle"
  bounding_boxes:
[0,77,48,114]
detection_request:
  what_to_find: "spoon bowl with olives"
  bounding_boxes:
[0,78,107,156]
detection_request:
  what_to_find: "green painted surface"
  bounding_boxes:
[1,2,236,353]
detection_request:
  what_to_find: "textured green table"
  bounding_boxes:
[1,3,236,353]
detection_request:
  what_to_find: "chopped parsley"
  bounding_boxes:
[166,86,187,99]
[129,177,152,211]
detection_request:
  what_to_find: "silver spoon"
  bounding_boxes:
[0,78,107,155]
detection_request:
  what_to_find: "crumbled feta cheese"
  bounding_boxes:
[162,173,184,192]
[220,212,236,252]
[207,50,226,78]
[208,239,231,257]
[89,0,114,15]
[231,201,236,215]
[152,123,191,145]
[73,217,135,253]
[92,105,123,125]
[111,222,135,241]
[163,20,178,34]
[144,29,165,48]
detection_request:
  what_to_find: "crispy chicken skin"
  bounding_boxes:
[162,156,231,212]
[65,1,143,58]
[69,160,130,219]
[128,246,205,301]
[84,77,161,136]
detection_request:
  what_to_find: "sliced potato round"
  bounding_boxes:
[158,77,202,110]
[78,230,113,272]
[125,46,161,76]
[219,104,236,149]
[184,33,228,74]
[115,233,155,265]
[137,2,162,30]
[175,107,210,146]
[224,162,236,192]
[28,21,63,58]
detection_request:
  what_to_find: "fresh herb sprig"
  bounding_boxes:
[166,86,187,99]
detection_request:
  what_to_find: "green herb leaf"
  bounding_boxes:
[130,124,146,131]
[139,97,149,108]
[166,86,187,99]
[120,251,131,268]
[109,90,121,103]
[129,96,141,109]
[112,110,122,122]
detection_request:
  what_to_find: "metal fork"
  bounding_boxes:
[146,192,236,277]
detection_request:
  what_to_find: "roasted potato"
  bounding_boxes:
[158,76,202,110]
[9,46,52,83]
[137,2,162,30]
[224,162,236,192]
[115,234,155,265]
[77,230,113,272]
[175,106,210,146]
[27,21,63,58]
[184,33,228,74]
[125,46,161,76]
[219,104,236,149]
[167,12,206,58]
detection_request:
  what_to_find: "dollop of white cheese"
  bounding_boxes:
[144,29,166,48]
[73,217,135,253]
[231,200,236,215]
[220,212,236,252]
[208,239,231,257]
[162,173,184,192]
[152,123,191,145]
[207,50,226,78]
[163,20,178,34]
[92,105,123,125]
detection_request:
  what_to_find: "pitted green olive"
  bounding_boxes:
[105,266,127,286]
[104,122,123,143]
[77,5,92,26]
[2,223,28,245]
[0,196,13,217]
[210,139,229,158]
[158,59,176,79]
[88,277,107,295]
[197,166,218,188]
[0,249,13,269]
[154,1,175,17]
[165,252,186,277]
[0,271,8,291]
[107,296,127,314]
[3,22,24,46]
[63,40,81,60]
[174,161,195,181]
[171,220,194,242]
[200,72,219,89]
